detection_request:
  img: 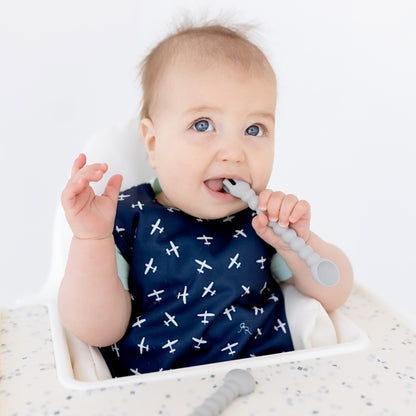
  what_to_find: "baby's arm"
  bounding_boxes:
[252,190,353,312]
[58,154,131,347]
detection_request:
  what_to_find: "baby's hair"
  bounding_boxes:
[138,20,275,120]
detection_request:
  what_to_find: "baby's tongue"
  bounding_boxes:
[205,178,224,192]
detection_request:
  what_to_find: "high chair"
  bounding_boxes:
[1,118,415,415]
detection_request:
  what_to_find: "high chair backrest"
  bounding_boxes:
[43,118,156,302]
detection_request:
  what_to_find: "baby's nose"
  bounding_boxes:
[217,137,246,163]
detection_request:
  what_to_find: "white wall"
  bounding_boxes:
[1,0,415,316]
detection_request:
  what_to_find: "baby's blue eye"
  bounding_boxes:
[193,119,214,132]
[245,125,263,136]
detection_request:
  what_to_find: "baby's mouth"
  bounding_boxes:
[204,178,227,193]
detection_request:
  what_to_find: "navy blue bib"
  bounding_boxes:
[100,183,293,376]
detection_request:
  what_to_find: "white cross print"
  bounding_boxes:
[196,235,213,245]
[115,225,125,234]
[197,310,215,324]
[132,316,146,328]
[137,337,149,354]
[150,218,164,235]
[223,215,235,222]
[254,328,263,339]
[131,200,144,210]
[118,193,131,201]
[252,306,264,315]
[221,342,239,355]
[202,281,216,297]
[192,337,207,349]
[147,289,164,302]
[166,241,180,257]
[233,229,247,238]
[228,253,241,269]
[144,258,157,275]
[274,319,287,334]
[166,207,180,213]
[195,259,213,274]
[177,286,189,304]
[268,294,279,303]
[162,339,178,354]
[241,285,250,297]
[111,343,120,357]
[163,312,178,327]
[256,256,267,269]
[223,305,236,320]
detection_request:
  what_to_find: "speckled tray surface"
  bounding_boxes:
[1,284,415,415]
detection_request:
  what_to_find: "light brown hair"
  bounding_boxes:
[139,22,275,120]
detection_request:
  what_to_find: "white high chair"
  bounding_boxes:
[43,117,366,386]
[45,117,158,382]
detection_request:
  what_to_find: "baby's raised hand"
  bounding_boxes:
[252,189,311,251]
[61,154,123,240]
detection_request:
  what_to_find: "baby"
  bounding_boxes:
[59,23,353,376]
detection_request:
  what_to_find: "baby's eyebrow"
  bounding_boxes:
[248,111,275,123]
[183,105,220,117]
[183,107,275,123]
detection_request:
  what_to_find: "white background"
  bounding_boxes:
[1,0,415,316]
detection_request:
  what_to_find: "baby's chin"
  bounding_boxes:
[182,200,248,221]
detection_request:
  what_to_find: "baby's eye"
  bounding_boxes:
[193,119,214,132]
[245,124,263,137]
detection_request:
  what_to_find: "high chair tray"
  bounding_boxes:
[1,284,415,415]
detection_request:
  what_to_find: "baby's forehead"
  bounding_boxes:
[159,43,277,96]
[168,33,273,74]
[140,27,276,119]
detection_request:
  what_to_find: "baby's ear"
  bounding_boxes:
[141,118,156,169]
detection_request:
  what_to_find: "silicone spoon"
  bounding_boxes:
[222,179,340,287]
[189,369,255,416]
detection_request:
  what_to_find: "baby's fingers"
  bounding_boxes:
[71,153,87,176]
[288,200,311,224]
[71,162,108,187]
[278,194,299,227]
[61,178,86,211]
[70,154,108,181]
[61,174,94,211]
[259,190,286,223]
[103,174,123,203]
[62,162,108,208]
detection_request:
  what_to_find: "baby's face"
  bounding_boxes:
[142,57,276,219]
